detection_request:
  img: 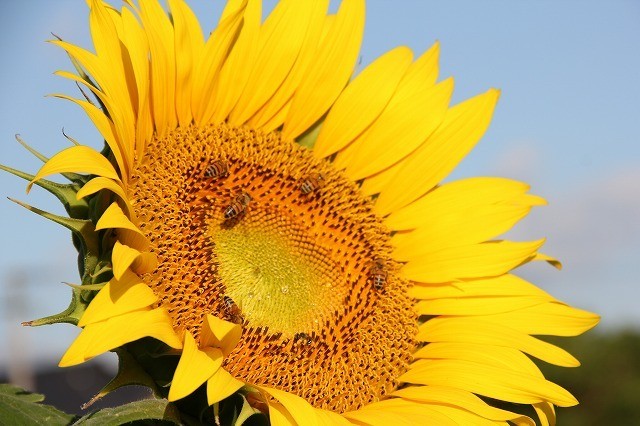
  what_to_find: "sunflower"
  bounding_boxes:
[18,0,599,424]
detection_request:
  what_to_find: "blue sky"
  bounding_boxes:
[0,1,638,369]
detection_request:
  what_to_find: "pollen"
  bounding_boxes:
[128,124,417,412]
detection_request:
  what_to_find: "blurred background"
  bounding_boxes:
[0,0,638,423]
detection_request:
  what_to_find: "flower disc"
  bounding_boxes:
[130,124,417,412]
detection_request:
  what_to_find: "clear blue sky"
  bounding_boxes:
[1,1,638,369]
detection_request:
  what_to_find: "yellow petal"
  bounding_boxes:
[392,204,533,259]
[355,42,442,196]
[374,88,500,216]
[192,0,246,125]
[111,243,140,281]
[409,274,554,300]
[168,331,223,401]
[393,40,440,96]
[77,176,128,203]
[268,401,297,426]
[87,0,136,151]
[51,92,128,178]
[410,343,558,417]
[413,343,543,376]
[260,99,292,133]
[392,385,534,425]
[169,0,204,126]
[54,71,134,168]
[120,6,153,156]
[281,0,365,140]
[112,240,158,280]
[533,402,556,426]
[417,317,579,367]
[415,296,547,316]
[206,368,244,405]
[399,359,577,407]
[209,0,262,123]
[138,0,177,136]
[51,40,134,169]
[229,0,321,126]
[315,409,352,426]
[96,202,149,251]
[313,46,414,158]
[533,252,563,270]
[95,202,140,233]
[343,398,458,426]
[88,0,133,103]
[386,177,540,231]
[119,6,149,111]
[60,308,181,367]
[77,268,157,327]
[399,239,544,283]
[247,0,328,130]
[337,73,453,181]
[27,146,120,193]
[200,314,242,356]
[481,302,600,336]
[415,403,512,426]
[260,386,322,426]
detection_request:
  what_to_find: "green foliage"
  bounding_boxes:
[72,399,181,425]
[0,384,74,426]
[541,330,640,426]
[491,330,640,425]
[0,385,183,426]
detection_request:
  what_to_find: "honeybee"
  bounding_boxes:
[368,259,388,291]
[223,191,253,220]
[223,295,243,324]
[294,332,313,345]
[204,160,229,179]
[299,174,324,195]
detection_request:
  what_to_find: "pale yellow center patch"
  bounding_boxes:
[210,212,339,336]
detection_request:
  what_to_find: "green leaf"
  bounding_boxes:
[72,399,181,426]
[0,383,75,426]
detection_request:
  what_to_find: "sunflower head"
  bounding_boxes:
[7,0,598,424]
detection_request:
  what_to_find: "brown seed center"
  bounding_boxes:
[129,124,417,412]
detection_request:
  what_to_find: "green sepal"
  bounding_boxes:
[22,287,85,327]
[82,348,161,410]
[0,164,88,219]
[62,128,81,146]
[63,282,107,291]
[13,134,89,185]
[125,339,181,391]
[0,383,76,426]
[88,186,114,226]
[7,198,99,276]
[88,260,113,286]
